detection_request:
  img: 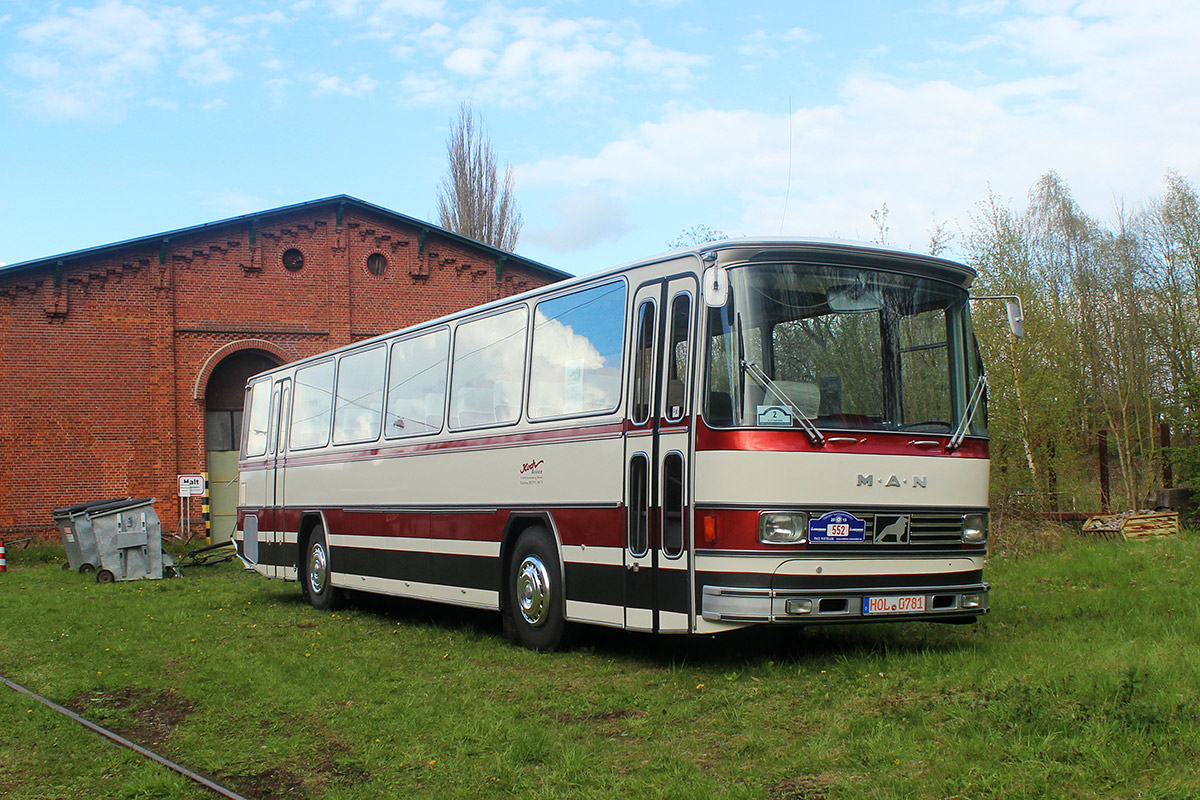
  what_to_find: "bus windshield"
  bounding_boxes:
[704,261,985,436]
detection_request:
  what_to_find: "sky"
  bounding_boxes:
[2,0,1199,276]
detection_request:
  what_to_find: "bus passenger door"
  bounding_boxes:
[263,379,290,578]
[655,279,696,633]
[623,277,696,633]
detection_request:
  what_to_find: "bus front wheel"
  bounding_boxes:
[303,524,342,611]
[507,527,567,652]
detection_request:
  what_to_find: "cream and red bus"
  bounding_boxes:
[234,238,995,650]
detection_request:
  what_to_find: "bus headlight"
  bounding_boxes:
[961,513,988,545]
[759,512,809,545]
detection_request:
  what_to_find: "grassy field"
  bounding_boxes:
[1,527,1198,800]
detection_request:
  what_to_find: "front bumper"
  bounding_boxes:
[702,582,989,623]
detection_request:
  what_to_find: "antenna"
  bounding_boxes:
[780,97,792,235]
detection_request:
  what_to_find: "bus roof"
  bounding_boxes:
[246,237,977,381]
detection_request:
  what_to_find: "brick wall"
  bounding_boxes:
[0,200,561,539]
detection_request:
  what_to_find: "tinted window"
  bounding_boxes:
[664,293,692,422]
[631,300,656,425]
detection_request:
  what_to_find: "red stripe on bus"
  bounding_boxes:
[695,423,989,458]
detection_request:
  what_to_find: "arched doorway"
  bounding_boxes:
[205,350,280,542]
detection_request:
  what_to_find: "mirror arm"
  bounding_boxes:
[971,295,1025,338]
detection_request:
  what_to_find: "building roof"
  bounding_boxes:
[0,194,571,282]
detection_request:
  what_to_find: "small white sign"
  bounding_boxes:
[178,474,206,497]
[756,405,793,427]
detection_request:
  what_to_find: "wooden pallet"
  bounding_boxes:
[1082,511,1180,540]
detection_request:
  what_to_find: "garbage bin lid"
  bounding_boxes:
[84,497,155,517]
[52,497,133,517]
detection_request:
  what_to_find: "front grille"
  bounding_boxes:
[805,509,972,550]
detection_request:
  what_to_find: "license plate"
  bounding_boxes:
[862,594,926,615]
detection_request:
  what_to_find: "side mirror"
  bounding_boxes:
[703,265,729,307]
[971,295,1025,338]
[1005,299,1024,338]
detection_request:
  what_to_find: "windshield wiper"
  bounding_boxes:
[947,374,987,452]
[741,360,825,447]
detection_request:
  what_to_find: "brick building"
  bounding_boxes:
[0,196,568,542]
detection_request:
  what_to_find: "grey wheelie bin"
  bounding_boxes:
[85,497,177,583]
[52,497,130,574]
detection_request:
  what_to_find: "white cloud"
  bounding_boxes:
[234,11,288,26]
[395,4,706,105]
[517,2,1200,256]
[12,0,242,120]
[306,72,380,96]
[523,188,632,251]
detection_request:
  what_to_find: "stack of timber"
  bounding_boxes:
[1082,510,1181,540]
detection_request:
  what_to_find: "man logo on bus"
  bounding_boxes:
[856,474,928,488]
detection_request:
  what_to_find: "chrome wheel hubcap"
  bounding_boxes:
[308,542,328,596]
[516,555,550,627]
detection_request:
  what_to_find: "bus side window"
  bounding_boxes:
[449,307,528,430]
[290,360,335,450]
[385,328,449,437]
[333,345,386,445]
[529,281,627,420]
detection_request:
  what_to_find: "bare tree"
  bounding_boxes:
[436,102,524,251]
[667,224,728,250]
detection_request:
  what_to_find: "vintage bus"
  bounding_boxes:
[234,238,999,650]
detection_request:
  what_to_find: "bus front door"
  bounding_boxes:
[624,277,696,633]
[258,378,290,578]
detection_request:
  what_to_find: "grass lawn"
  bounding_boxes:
[1,528,1198,800]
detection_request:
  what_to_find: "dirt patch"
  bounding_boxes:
[214,767,309,800]
[769,774,837,800]
[69,687,194,749]
[553,708,647,724]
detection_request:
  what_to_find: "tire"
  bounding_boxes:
[79,563,95,574]
[96,569,115,584]
[506,526,567,651]
[302,524,342,611]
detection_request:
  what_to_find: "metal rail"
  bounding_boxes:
[1,672,251,800]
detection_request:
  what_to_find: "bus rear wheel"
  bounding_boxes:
[507,527,567,652]
[303,524,342,611]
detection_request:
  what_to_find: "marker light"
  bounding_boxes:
[785,598,814,615]
[759,512,809,545]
